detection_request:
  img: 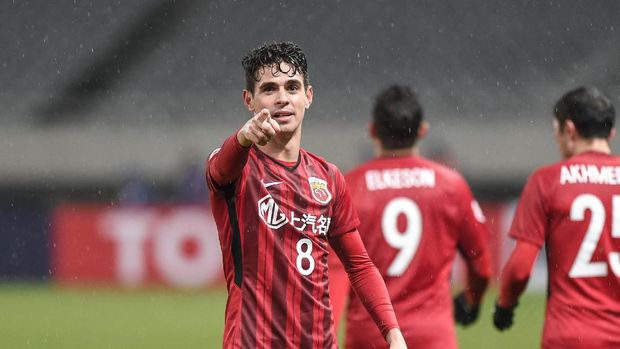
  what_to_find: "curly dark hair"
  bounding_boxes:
[373,85,424,150]
[554,86,615,138]
[241,42,309,92]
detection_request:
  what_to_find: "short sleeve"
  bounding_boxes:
[329,169,360,237]
[509,171,548,247]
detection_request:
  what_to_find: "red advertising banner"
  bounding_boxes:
[52,204,223,288]
[52,201,542,290]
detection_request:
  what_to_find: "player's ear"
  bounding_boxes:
[564,119,578,139]
[242,89,255,112]
[608,128,616,142]
[417,121,429,140]
[304,85,314,109]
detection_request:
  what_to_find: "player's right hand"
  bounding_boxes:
[237,109,281,147]
[492,302,516,331]
[453,292,480,326]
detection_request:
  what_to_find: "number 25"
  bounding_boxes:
[569,194,620,278]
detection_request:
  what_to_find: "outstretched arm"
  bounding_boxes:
[207,132,250,187]
[329,230,407,348]
[494,240,540,331]
[208,109,280,187]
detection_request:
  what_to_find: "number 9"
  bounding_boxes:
[382,197,422,276]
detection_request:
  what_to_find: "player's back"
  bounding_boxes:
[518,151,620,348]
[345,155,483,349]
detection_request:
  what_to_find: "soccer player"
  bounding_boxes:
[206,42,407,349]
[342,85,491,349]
[494,86,620,348]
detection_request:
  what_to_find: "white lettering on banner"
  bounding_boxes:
[100,207,222,288]
[152,209,221,287]
[365,168,435,191]
[101,211,155,286]
[560,165,620,185]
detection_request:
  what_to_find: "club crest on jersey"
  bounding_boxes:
[308,177,332,204]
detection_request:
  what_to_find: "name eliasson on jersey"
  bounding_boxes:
[365,167,436,191]
[560,164,620,185]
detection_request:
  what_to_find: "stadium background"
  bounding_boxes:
[1,1,619,348]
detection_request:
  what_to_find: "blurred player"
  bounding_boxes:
[206,42,406,348]
[494,86,620,348]
[340,85,491,348]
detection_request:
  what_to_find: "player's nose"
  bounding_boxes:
[274,88,290,105]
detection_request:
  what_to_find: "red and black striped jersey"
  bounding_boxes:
[207,144,359,349]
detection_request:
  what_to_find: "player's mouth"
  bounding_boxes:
[272,110,294,123]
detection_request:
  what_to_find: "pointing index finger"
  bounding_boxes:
[269,118,281,133]
[256,108,270,123]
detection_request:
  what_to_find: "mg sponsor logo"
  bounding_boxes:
[258,194,288,229]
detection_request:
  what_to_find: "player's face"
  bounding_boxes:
[243,63,313,135]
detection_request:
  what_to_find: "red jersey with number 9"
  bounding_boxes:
[207,146,359,349]
[509,151,620,348]
[344,156,487,349]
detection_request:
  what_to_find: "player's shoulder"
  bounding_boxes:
[534,152,620,172]
[530,160,559,175]
[301,148,344,177]
[528,156,586,182]
[346,155,454,171]
[345,155,469,188]
[529,152,620,186]
[517,161,564,194]
[345,160,374,181]
[422,156,466,181]
[409,156,471,190]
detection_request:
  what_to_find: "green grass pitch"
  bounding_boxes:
[0,283,545,348]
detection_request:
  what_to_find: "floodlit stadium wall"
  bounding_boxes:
[1,0,619,190]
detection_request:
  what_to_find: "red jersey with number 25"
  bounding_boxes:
[510,151,620,349]
[207,146,359,349]
[344,156,487,349]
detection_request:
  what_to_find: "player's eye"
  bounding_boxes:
[262,85,276,93]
